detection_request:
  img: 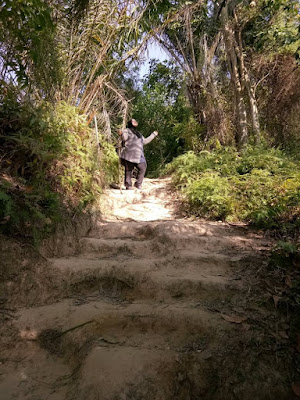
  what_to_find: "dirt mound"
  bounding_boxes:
[0,178,297,400]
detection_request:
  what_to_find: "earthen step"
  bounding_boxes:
[48,256,242,302]
[79,236,254,260]
[74,346,176,400]
[15,298,229,400]
[15,299,226,347]
[88,221,152,240]
[79,237,168,258]
[89,220,263,252]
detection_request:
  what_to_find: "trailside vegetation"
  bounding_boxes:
[0,95,118,241]
[165,146,300,234]
[0,0,127,241]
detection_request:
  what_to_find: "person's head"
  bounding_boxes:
[127,119,138,128]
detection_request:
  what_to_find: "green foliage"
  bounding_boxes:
[185,172,233,219]
[164,147,239,183]
[133,60,195,176]
[172,115,206,153]
[99,139,119,186]
[272,241,299,261]
[165,146,300,229]
[0,94,118,241]
[0,0,61,97]
[0,189,13,220]
[0,180,61,243]
[236,146,295,175]
[244,0,300,57]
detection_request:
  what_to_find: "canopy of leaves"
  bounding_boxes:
[0,0,61,97]
[132,60,196,175]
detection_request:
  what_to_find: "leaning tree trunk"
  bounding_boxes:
[221,5,248,148]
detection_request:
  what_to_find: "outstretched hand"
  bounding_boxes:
[118,129,123,136]
[153,131,158,136]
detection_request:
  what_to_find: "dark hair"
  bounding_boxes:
[127,119,142,138]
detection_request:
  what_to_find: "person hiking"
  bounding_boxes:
[118,119,158,190]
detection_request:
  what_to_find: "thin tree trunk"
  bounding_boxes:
[202,35,215,140]
[236,27,261,143]
[245,74,261,143]
[103,103,112,140]
[221,6,248,148]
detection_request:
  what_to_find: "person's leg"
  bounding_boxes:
[124,160,135,189]
[135,162,147,188]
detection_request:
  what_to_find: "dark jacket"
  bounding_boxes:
[120,128,157,164]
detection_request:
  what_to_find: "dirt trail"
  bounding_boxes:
[0,179,295,400]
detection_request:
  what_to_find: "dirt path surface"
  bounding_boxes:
[0,179,296,399]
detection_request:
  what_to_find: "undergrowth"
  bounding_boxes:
[0,94,118,243]
[165,146,300,233]
[267,241,300,357]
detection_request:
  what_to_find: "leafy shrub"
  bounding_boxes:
[185,173,233,219]
[0,190,13,222]
[237,146,296,175]
[165,146,300,230]
[164,147,239,184]
[99,139,119,186]
[0,95,118,240]
[172,115,206,153]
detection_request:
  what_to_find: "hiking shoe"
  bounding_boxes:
[126,186,134,190]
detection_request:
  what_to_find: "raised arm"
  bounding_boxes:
[143,131,158,145]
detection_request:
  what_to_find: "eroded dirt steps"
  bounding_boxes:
[0,179,293,400]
